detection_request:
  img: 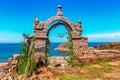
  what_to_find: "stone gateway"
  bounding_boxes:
[29,5,88,58]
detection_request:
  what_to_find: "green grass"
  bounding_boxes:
[72,59,116,73]
[56,59,120,80]
[96,59,111,64]
[58,74,88,80]
[82,65,98,71]
[96,59,115,72]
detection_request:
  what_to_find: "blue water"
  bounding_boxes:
[0,42,108,62]
[0,43,20,63]
[50,43,69,56]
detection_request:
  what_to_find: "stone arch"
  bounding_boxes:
[44,16,75,31]
[46,20,72,36]
[33,5,88,59]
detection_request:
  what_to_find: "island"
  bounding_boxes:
[54,42,69,52]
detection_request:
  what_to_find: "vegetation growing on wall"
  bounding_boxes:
[17,37,37,78]
[64,32,74,65]
[46,43,50,66]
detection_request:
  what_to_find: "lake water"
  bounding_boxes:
[0,42,107,62]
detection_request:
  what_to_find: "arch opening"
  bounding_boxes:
[46,20,71,56]
[46,20,72,36]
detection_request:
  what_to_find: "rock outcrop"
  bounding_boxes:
[94,42,120,50]
[76,47,120,64]
[76,42,120,64]
[0,54,21,79]
[54,42,69,52]
[48,56,69,68]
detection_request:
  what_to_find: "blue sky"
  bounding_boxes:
[0,0,120,42]
[48,25,69,42]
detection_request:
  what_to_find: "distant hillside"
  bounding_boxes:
[94,42,120,50]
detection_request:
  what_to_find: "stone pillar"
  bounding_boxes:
[35,38,47,54]
[72,37,88,56]
[34,21,47,55]
[33,24,48,65]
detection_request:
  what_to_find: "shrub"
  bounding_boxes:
[17,38,37,76]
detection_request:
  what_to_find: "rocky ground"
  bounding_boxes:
[1,42,120,80]
[49,59,120,80]
[1,56,120,80]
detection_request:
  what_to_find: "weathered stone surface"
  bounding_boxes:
[49,56,69,68]
[94,42,120,50]
[0,63,8,68]
[72,37,88,54]
[49,56,65,64]
[75,48,120,64]
[7,58,13,66]
[13,54,21,60]
[11,60,18,65]
[31,74,37,80]
[2,65,10,70]
[10,65,16,76]
[32,53,46,66]
[0,72,6,79]
[114,54,120,58]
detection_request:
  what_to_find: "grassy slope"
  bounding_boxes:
[55,59,120,80]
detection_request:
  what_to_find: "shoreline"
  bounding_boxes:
[0,60,8,63]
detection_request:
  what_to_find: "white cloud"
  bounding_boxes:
[85,32,120,42]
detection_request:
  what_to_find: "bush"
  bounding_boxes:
[17,41,37,75]
[17,55,28,74]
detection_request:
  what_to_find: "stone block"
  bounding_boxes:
[13,54,21,60]
[11,60,18,65]
[2,65,10,70]
[114,54,120,58]
[11,65,17,75]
